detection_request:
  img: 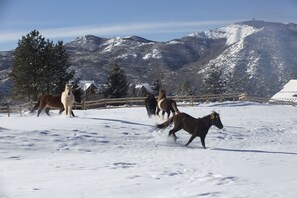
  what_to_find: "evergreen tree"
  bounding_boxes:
[105,64,129,98]
[11,30,46,101]
[49,41,74,95]
[225,69,250,93]
[11,30,74,101]
[178,80,194,96]
[202,64,226,94]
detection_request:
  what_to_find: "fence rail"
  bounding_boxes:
[1,93,295,117]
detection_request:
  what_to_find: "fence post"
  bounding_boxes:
[7,104,10,117]
[105,98,107,108]
[82,100,85,110]
[19,105,22,117]
[30,100,33,111]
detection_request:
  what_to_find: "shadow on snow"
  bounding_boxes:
[212,147,297,155]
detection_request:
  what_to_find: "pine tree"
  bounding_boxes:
[11,30,46,101]
[225,70,250,93]
[105,64,129,98]
[11,30,74,101]
[178,80,194,96]
[49,41,74,95]
[202,64,226,94]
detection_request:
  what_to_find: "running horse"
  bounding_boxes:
[30,88,82,117]
[156,111,223,149]
[156,89,179,119]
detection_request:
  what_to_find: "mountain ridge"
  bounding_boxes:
[1,20,297,102]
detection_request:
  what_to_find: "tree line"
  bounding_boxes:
[11,30,241,102]
[11,30,130,102]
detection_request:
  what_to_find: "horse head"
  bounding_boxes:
[64,84,73,96]
[210,111,223,129]
[72,88,83,103]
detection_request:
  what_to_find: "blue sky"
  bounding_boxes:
[0,0,297,51]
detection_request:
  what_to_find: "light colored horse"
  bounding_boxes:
[61,84,75,117]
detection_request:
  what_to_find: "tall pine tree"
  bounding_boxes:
[11,30,46,101]
[178,80,194,96]
[105,63,129,98]
[48,41,74,95]
[202,64,226,94]
[11,30,74,101]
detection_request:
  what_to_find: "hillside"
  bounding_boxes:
[1,20,297,101]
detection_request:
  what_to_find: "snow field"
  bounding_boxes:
[0,102,297,198]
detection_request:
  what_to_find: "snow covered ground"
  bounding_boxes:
[1,102,297,198]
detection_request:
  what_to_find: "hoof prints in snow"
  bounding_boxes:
[112,162,137,169]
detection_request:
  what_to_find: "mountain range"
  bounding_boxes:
[1,20,297,102]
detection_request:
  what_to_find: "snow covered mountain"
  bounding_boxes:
[1,20,297,101]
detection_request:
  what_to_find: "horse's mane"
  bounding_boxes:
[201,111,219,120]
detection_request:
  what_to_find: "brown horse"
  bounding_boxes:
[156,89,179,119]
[156,111,223,149]
[30,89,82,117]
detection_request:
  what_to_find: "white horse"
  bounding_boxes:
[61,84,75,117]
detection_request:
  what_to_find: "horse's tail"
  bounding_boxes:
[145,98,152,117]
[29,98,40,113]
[172,100,180,114]
[156,116,174,129]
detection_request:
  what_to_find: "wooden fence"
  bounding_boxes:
[0,93,247,117]
[0,101,31,117]
[1,92,295,117]
[80,92,248,110]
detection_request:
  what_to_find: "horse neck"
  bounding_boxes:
[201,115,213,130]
[157,94,165,101]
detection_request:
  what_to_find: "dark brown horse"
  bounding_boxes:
[156,111,223,149]
[30,89,82,117]
[144,94,157,117]
[156,89,179,119]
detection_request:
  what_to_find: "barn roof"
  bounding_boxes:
[271,80,297,102]
[78,81,97,91]
[135,83,154,94]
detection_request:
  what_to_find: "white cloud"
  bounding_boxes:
[0,20,236,43]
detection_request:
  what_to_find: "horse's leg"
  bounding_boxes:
[37,103,46,117]
[45,107,51,116]
[65,105,68,116]
[166,110,171,119]
[69,105,73,117]
[185,135,197,147]
[162,110,166,119]
[168,126,182,142]
[168,129,177,142]
[71,110,75,117]
[58,109,63,114]
[37,108,42,117]
[156,107,160,116]
[200,136,206,149]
